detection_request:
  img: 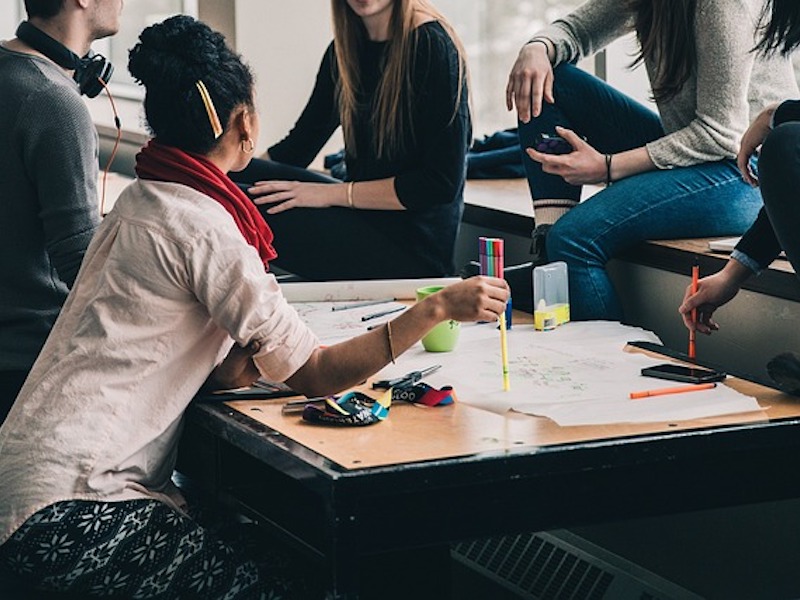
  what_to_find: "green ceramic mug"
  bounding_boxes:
[416,285,461,352]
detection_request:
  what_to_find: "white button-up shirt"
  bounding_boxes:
[0,179,319,544]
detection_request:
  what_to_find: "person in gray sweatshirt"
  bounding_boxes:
[506,0,798,321]
[0,0,122,422]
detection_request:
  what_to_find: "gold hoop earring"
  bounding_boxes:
[241,138,255,154]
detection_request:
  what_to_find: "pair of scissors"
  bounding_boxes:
[371,364,442,390]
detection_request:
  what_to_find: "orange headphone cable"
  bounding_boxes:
[97,76,122,217]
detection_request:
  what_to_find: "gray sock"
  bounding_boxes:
[533,198,578,226]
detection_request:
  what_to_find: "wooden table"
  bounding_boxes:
[178,342,800,599]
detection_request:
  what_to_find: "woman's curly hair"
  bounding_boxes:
[128,15,255,153]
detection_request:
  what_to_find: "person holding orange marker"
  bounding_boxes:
[680,0,800,395]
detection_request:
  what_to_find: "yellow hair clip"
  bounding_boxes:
[195,80,223,139]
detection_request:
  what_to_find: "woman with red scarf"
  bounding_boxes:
[0,15,508,599]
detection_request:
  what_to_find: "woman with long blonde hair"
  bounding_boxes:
[232,0,471,281]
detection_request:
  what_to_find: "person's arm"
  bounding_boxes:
[506,0,632,121]
[524,125,655,186]
[678,207,782,335]
[678,256,752,335]
[250,177,401,214]
[267,44,340,168]
[285,277,507,397]
[201,340,262,391]
[525,0,771,185]
[733,208,783,273]
[391,23,471,212]
[737,103,778,186]
[20,82,99,287]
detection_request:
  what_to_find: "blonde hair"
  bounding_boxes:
[331,0,468,160]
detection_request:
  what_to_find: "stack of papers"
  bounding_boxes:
[286,282,762,427]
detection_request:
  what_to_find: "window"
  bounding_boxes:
[95,0,198,100]
[435,0,583,136]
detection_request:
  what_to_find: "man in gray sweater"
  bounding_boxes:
[0,0,123,422]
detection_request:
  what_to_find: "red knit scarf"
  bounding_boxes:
[135,140,277,268]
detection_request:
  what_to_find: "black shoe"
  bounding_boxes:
[530,224,551,264]
[767,352,800,395]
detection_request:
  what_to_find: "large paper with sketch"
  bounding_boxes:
[373,321,762,426]
[390,321,760,425]
[293,296,762,426]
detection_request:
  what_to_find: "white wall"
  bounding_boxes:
[235,0,341,165]
[605,33,653,109]
[0,5,20,38]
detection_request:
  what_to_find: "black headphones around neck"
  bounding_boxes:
[15,21,113,98]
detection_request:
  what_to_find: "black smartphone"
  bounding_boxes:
[641,363,727,384]
[534,133,573,155]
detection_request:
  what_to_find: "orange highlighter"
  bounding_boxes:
[630,382,716,400]
[688,259,699,359]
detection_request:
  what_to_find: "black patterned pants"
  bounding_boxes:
[0,499,298,599]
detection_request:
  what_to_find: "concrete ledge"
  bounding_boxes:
[462,178,532,237]
[621,239,798,302]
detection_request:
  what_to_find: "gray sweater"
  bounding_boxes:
[0,46,99,371]
[534,0,799,168]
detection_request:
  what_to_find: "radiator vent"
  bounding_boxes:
[452,530,702,600]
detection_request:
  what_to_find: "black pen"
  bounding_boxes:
[331,298,394,312]
[361,306,406,322]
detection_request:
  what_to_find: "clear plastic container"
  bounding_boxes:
[532,262,570,331]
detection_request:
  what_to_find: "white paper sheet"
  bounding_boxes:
[294,305,764,426]
[292,300,409,346]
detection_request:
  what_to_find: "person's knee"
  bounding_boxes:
[518,63,582,136]
[551,62,594,97]
[546,214,588,261]
[759,123,800,176]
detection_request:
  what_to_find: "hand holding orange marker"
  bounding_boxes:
[630,382,716,400]
[688,259,699,359]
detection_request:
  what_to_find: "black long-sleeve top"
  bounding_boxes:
[268,21,471,276]
[735,99,800,271]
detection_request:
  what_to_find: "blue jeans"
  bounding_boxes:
[518,64,763,320]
